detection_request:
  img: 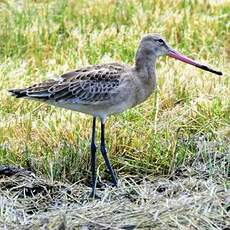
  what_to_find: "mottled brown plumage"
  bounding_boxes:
[10,63,125,102]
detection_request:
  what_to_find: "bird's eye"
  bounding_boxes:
[158,39,164,43]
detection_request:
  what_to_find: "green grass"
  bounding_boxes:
[0,0,229,183]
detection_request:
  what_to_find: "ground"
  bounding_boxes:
[0,0,229,229]
[1,137,229,229]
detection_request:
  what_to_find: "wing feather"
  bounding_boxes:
[9,63,128,104]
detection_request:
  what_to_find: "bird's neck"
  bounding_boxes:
[135,48,157,85]
[132,49,158,105]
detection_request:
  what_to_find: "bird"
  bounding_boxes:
[9,34,222,198]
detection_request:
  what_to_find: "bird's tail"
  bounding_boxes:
[8,80,57,100]
[8,88,28,98]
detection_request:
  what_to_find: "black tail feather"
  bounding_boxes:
[8,89,28,98]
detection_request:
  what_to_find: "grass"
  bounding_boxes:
[0,0,229,182]
[0,0,229,228]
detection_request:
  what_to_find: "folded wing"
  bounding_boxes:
[9,63,126,105]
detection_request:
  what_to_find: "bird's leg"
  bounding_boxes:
[89,117,97,198]
[100,120,118,187]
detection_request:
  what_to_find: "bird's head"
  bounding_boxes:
[140,34,170,57]
[139,34,222,75]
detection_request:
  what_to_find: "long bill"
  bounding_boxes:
[167,50,222,76]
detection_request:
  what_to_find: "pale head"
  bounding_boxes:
[140,34,170,57]
[139,34,222,75]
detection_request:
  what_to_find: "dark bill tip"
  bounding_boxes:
[167,49,223,76]
[197,64,223,75]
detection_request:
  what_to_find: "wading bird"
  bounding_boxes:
[9,34,222,197]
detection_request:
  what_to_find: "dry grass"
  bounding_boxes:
[1,139,229,229]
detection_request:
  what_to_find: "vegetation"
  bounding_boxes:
[0,0,229,228]
[1,153,229,229]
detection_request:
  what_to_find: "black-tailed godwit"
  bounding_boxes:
[9,34,222,197]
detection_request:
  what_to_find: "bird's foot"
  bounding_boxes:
[112,180,118,188]
[89,191,101,199]
[103,179,118,188]
[110,175,118,187]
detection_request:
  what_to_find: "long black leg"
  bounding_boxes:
[100,120,118,186]
[90,117,97,198]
